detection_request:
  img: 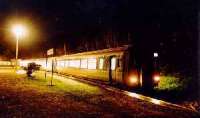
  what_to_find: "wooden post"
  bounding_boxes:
[51,58,54,86]
[198,12,200,101]
[64,43,66,55]
[47,48,54,86]
[140,68,143,87]
[45,54,47,79]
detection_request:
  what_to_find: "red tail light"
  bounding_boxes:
[153,75,160,82]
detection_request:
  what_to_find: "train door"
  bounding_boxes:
[108,56,117,84]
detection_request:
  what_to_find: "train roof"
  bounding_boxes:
[59,45,130,58]
[20,45,131,61]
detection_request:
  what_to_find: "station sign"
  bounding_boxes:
[47,48,54,56]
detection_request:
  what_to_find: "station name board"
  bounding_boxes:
[47,48,54,56]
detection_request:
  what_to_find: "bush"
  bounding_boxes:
[25,63,41,71]
[155,76,190,92]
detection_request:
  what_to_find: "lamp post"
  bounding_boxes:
[12,24,26,69]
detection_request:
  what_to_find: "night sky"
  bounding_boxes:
[0,0,197,76]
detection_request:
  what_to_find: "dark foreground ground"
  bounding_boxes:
[0,69,199,118]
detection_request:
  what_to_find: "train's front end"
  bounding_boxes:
[124,47,160,89]
[123,47,142,88]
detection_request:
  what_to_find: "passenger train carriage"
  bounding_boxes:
[20,45,160,88]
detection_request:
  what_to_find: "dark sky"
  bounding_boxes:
[0,0,197,62]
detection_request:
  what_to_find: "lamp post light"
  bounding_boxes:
[12,24,26,69]
[153,52,158,58]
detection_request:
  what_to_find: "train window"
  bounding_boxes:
[99,58,104,69]
[20,61,27,67]
[69,60,80,68]
[81,59,88,69]
[41,61,46,68]
[58,60,65,67]
[111,57,117,70]
[47,61,51,69]
[37,60,45,68]
[65,60,69,67]
[88,58,96,69]
[61,61,65,67]
[57,61,60,67]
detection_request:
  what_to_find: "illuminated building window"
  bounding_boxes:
[99,58,104,69]
[81,59,87,69]
[88,58,96,69]
[111,57,117,70]
[69,60,80,68]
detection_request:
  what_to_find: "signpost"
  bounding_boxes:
[47,48,54,86]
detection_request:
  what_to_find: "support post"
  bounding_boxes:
[15,37,19,69]
[51,59,53,86]
[198,11,200,100]
[45,54,47,79]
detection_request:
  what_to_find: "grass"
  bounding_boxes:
[34,71,102,95]
[0,68,199,118]
[155,76,183,91]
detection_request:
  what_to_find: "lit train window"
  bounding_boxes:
[0,61,11,66]
[69,60,72,67]
[47,62,51,69]
[20,61,29,67]
[99,58,104,69]
[59,61,65,67]
[19,61,23,66]
[111,57,117,70]
[65,60,69,67]
[69,60,80,68]
[56,61,59,67]
[41,61,46,68]
[81,59,87,69]
[37,60,46,68]
[88,58,96,69]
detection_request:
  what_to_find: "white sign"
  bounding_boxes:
[153,52,158,58]
[47,48,54,56]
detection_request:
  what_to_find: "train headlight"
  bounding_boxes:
[153,75,160,82]
[129,76,138,84]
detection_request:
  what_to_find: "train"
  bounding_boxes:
[19,45,160,88]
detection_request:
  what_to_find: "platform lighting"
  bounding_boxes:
[12,24,26,38]
[12,24,27,69]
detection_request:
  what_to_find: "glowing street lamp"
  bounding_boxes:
[12,24,27,68]
[153,52,158,58]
